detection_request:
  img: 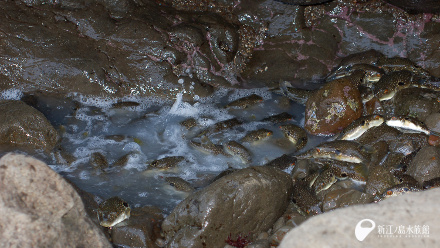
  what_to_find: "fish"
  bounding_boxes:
[337,115,384,140]
[190,138,231,157]
[296,140,369,164]
[312,168,337,194]
[279,124,308,150]
[279,81,312,105]
[224,141,252,164]
[97,196,131,228]
[241,128,273,143]
[225,94,263,109]
[165,177,194,192]
[385,116,430,135]
[149,156,186,170]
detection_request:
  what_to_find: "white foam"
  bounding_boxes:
[138,192,149,197]
[0,88,23,100]
[168,92,200,117]
[47,164,76,173]
[227,88,272,102]
[121,152,149,171]
[122,142,142,153]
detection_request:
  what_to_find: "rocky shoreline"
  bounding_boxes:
[1,0,440,248]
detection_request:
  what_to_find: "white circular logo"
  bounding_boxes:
[355,219,376,241]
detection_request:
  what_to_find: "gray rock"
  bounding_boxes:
[279,188,440,248]
[425,113,440,133]
[161,166,293,248]
[407,146,440,183]
[0,153,111,248]
[0,100,59,152]
[322,188,374,212]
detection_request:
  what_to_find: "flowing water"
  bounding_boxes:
[1,88,331,213]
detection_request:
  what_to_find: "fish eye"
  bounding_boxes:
[398,81,405,86]
[123,202,129,207]
[340,173,347,177]
[169,183,175,187]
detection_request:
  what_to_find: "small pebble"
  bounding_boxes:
[429,135,440,146]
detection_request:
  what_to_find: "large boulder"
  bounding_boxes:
[0,100,59,152]
[279,188,440,247]
[0,153,111,248]
[161,166,293,248]
[304,77,363,135]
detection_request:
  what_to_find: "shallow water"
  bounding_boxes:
[3,88,331,213]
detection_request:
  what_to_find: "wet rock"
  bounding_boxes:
[333,49,384,70]
[276,0,334,5]
[0,1,257,99]
[365,165,398,196]
[111,206,164,248]
[407,146,440,183]
[428,135,440,146]
[425,113,440,133]
[282,202,309,227]
[161,166,293,248]
[246,238,271,248]
[269,226,293,246]
[351,12,396,43]
[384,0,440,14]
[0,153,111,247]
[0,100,59,152]
[322,188,374,212]
[291,159,320,183]
[243,29,338,87]
[279,188,440,247]
[392,88,440,122]
[304,77,363,135]
[65,178,103,227]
